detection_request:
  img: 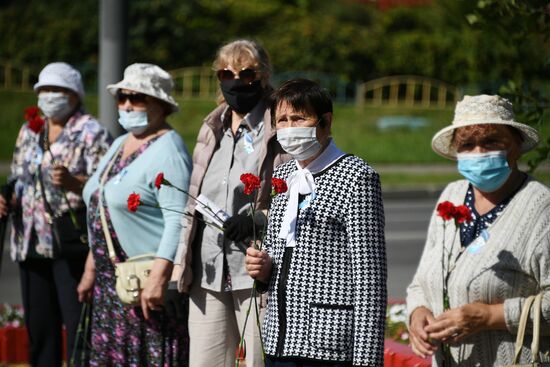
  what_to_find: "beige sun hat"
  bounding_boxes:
[107,63,179,112]
[431,94,540,160]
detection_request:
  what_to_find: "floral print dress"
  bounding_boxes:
[88,137,188,367]
[9,111,111,260]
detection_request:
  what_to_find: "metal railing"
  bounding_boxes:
[169,66,218,100]
[0,61,37,91]
[1,60,460,110]
[356,75,461,108]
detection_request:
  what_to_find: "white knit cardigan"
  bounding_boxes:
[407,178,550,366]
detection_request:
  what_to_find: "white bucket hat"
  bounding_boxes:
[33,62,85,100]
[107,63,179,113]
[431,94,540,160]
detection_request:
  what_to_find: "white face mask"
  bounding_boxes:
[118,110,149,135]
[277,126,321,161]
[37,92,73,120]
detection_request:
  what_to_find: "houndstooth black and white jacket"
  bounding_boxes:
[261,154,387,366]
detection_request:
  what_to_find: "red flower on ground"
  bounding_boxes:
[271,177,288,195]
[24,106,45,134]
[436,201,456,221]
[454,205,472,224]
[240,173,261,195]
[155,172,164,189]
[127,192,141,212]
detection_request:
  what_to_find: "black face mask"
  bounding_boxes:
[220,79,263,114]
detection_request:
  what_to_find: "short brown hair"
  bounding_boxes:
[452,124,524,149]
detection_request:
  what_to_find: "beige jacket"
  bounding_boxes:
[174,103,289,292]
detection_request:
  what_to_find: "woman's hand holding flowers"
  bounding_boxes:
[409,306,437,358]
[224,213,255,242]
[245,247,272,283]
[425,302,505,344]
[51,164,86,194]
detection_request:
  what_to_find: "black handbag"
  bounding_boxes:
[37,129,89,260]
[51,207,89,259]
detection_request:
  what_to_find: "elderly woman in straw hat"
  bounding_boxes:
[80,63,192,366]
[406,95,550,366]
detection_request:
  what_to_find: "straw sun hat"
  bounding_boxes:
[107,63,179,113]
[431,94,540,160]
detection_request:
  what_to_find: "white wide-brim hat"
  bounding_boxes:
[431,94,540,160]
[107,63,179,113]
[34,62,85,100]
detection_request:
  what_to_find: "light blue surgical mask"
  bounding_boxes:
[118,110,148,135]
[38,91,73,120]
[457,150,511,192]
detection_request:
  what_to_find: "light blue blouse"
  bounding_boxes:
[83,130,192,261]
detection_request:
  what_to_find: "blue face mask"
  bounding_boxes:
[457,151,511,192]
[118,110,148,135]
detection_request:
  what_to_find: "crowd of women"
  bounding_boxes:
[0,38,548,367]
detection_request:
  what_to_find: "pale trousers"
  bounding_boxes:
[189,284,264,367]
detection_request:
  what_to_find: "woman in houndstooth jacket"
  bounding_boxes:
[246,79,387,367]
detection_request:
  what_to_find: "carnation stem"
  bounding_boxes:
[236,293,254,367]
[253,283,266,361]
[138,201,225,232]
[162,179,226,225]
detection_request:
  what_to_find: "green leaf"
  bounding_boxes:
[466,14,478,25]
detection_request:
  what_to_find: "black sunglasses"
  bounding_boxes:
[216,68,257,84]
[116,92,147,104]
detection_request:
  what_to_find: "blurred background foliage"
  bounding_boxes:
[1,0,547,89]
[0,0,548,171]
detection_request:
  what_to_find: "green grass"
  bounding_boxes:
[331,106,454,164]
[380,172,462,188]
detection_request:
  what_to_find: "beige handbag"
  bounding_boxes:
[98,145,155,306]
[501,293,550,367]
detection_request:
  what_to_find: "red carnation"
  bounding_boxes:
[454,205,472,224]
[155,172,164,189]
[127,192,141,212]
[27,118,45,134]
[24,106,40,121]
[271,177,288,195]
[24,106,44,134]
[240,173,261,195]
[436,201,456,221]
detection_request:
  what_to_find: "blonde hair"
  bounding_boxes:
[213,39,272,104]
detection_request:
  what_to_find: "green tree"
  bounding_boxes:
[461,0,549,170]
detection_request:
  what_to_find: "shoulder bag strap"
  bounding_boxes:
[37,124,77,221]
[98,143,124,263]
[530,293,543,363]
[36,128,56,223]
[512,295,537,364]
